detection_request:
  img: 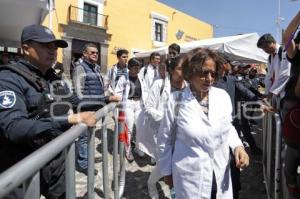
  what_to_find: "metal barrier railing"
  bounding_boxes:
[0,102,126,199]
[262,98,283,199]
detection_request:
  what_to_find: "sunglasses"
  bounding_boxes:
[90,51,99,55]
[197,69,216,79]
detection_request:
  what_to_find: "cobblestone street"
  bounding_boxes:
[75,119,268,199]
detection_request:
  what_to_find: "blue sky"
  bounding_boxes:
[159,0,299,40]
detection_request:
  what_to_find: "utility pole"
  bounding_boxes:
[48,0,53,30]
[276,0,284,42]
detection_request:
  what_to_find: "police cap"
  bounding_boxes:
[21,24,68,48]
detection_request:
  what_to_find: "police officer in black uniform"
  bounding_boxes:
[0,24,97,199]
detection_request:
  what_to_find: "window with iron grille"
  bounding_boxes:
[83,3,97,26]
[155,22,163,42]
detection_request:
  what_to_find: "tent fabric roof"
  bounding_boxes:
[0,0,49,48]
[134,33,268,64]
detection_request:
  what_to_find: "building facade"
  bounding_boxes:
[103,0,213,66]
[0,0,213,73]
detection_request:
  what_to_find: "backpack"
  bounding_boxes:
[109,64,129,88]
[268,46,283,64]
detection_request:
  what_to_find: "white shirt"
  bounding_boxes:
[138,64,160,105]
[264,44,291,98]
[157,86,242,199]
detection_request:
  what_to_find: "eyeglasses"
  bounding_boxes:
[90,51,99,55]
[197,69,216,79]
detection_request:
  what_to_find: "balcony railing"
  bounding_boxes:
[69,5,108,29]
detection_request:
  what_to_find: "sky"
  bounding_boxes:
[158,0,299,41]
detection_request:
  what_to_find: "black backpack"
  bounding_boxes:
[268,46,283,64]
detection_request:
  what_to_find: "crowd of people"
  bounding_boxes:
[0,10,300,199]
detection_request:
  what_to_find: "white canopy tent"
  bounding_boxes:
[134,33,268,64]
[0,0,49,48]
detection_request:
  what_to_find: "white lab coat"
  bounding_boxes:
[157,86,243,199]
[142,77,171,158]
[264,44,291,98]
[135,64,160,154]
[114,75,143,153]
[138,64,160,105]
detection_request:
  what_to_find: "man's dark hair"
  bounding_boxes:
[128,58,141,69]
[150,52,160,61]
[83,43,98,52]
[117,49,129,58]
[257,33,276,48]
[168,43,180,54]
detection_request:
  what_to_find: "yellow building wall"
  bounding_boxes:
[40,0,213,67]
[104,0,213,66]
[41,0,78,63]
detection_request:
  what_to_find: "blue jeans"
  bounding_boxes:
[76,130,88,170]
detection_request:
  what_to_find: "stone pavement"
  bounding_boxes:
[75,119,268,199]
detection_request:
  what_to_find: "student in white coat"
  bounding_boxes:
[146,56,186,199]
[135,52,161,157]
[257,34,291,105]
[105,49,129,95]
[157,48,249,199]
[114,58,142,162]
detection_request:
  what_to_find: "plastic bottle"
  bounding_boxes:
[170,187,176,199]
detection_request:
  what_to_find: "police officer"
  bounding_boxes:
[0,24,96,199]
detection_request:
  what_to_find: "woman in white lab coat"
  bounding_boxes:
[145,56,186,199]
[157,48,249,199]
[114,58,142,161]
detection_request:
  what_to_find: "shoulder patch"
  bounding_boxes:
[0,90,16,109]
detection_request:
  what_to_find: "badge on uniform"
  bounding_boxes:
[0,91,16,109]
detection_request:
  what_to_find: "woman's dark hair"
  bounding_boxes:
[181,48,221,82]
[165,55,183,80]
[166,55,183,73]
[128,58,141,69]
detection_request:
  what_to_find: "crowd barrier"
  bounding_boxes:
[262,98,292,199]
[0,102,126,199]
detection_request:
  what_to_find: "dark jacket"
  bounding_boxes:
[71,59,107,111]
[0,60,72,171]
[214,74,260,116]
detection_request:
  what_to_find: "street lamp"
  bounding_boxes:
[276,0,285,42]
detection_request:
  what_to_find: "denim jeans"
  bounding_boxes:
[76,130,88,170]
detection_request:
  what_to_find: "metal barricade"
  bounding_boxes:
[262,97,283,199]
[0,102,127,199]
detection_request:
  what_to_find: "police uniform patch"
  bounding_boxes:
[0,91,16,109]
